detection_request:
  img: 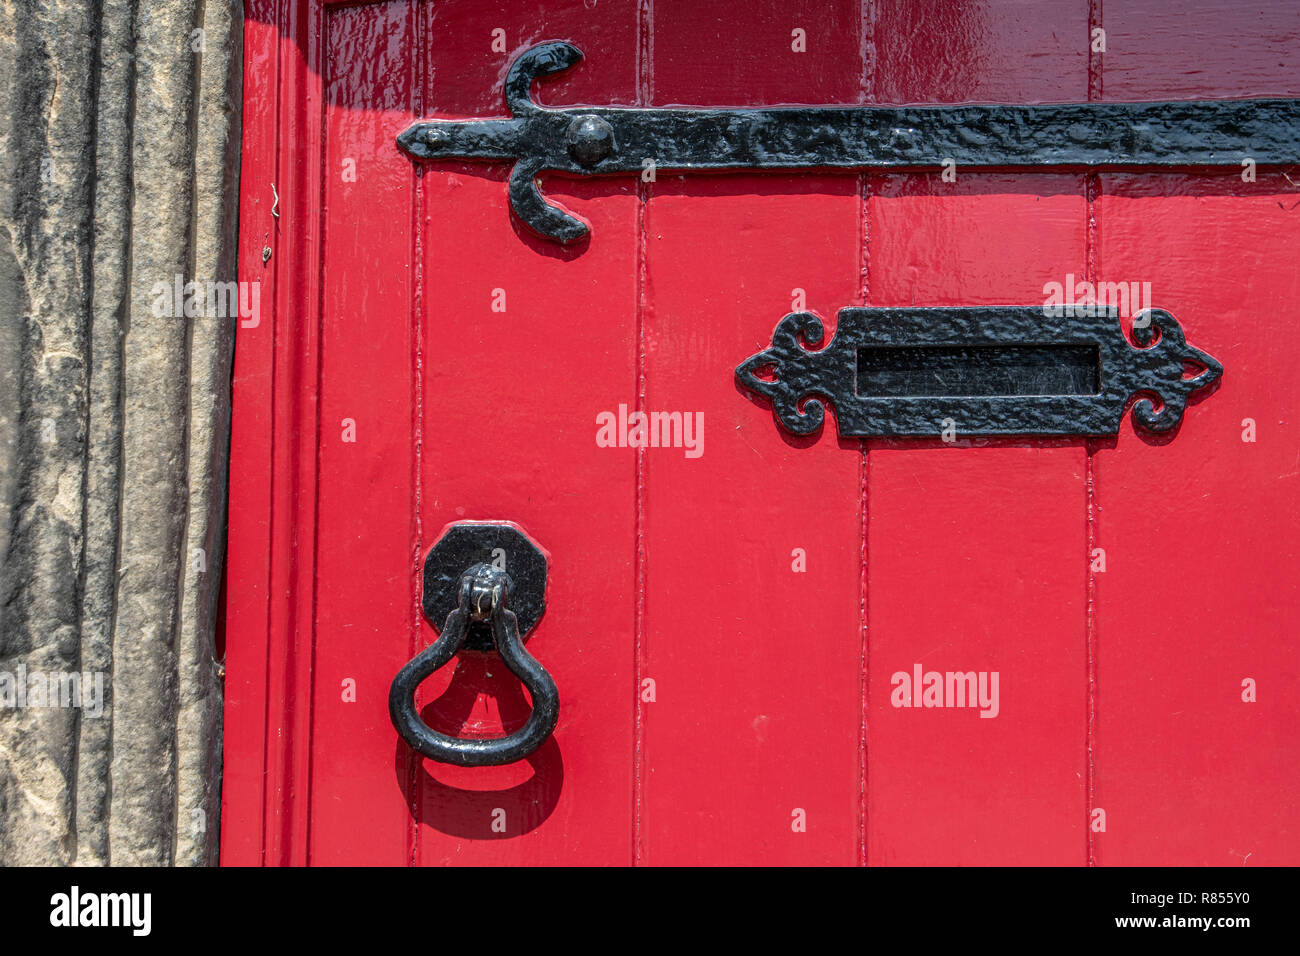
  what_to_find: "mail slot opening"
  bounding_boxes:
[856,344,1101,397]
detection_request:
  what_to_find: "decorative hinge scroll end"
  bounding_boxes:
[508,161,591,243]
[398,41,590,242]
[396,39,583,161]
[504,40,584,114]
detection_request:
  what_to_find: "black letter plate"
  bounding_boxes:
[735,306,1221,438]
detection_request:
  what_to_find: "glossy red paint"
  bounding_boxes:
[223,0,1300,865]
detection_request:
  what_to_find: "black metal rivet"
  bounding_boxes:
[566,114,615,166]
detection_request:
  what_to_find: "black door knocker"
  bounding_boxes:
[389,521,558,767]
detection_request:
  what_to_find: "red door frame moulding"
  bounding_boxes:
[222,0,341,867]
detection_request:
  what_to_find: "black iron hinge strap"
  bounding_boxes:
[397,41,1300,242]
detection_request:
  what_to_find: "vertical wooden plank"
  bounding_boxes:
[863,175,1090,865]
[1092,176,1300,865]
[1091,4,1300,866]
[414,0,641,865]
[307,0,417,865]
[861,0,1094,867]
[641,0,865,866]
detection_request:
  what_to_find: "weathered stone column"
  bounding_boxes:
[0,0,241,865]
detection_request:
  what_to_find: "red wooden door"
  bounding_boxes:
[221,0,1300,865]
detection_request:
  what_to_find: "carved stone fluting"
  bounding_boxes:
[0,0,242,865]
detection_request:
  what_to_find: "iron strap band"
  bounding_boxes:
[397,41,1300,242]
